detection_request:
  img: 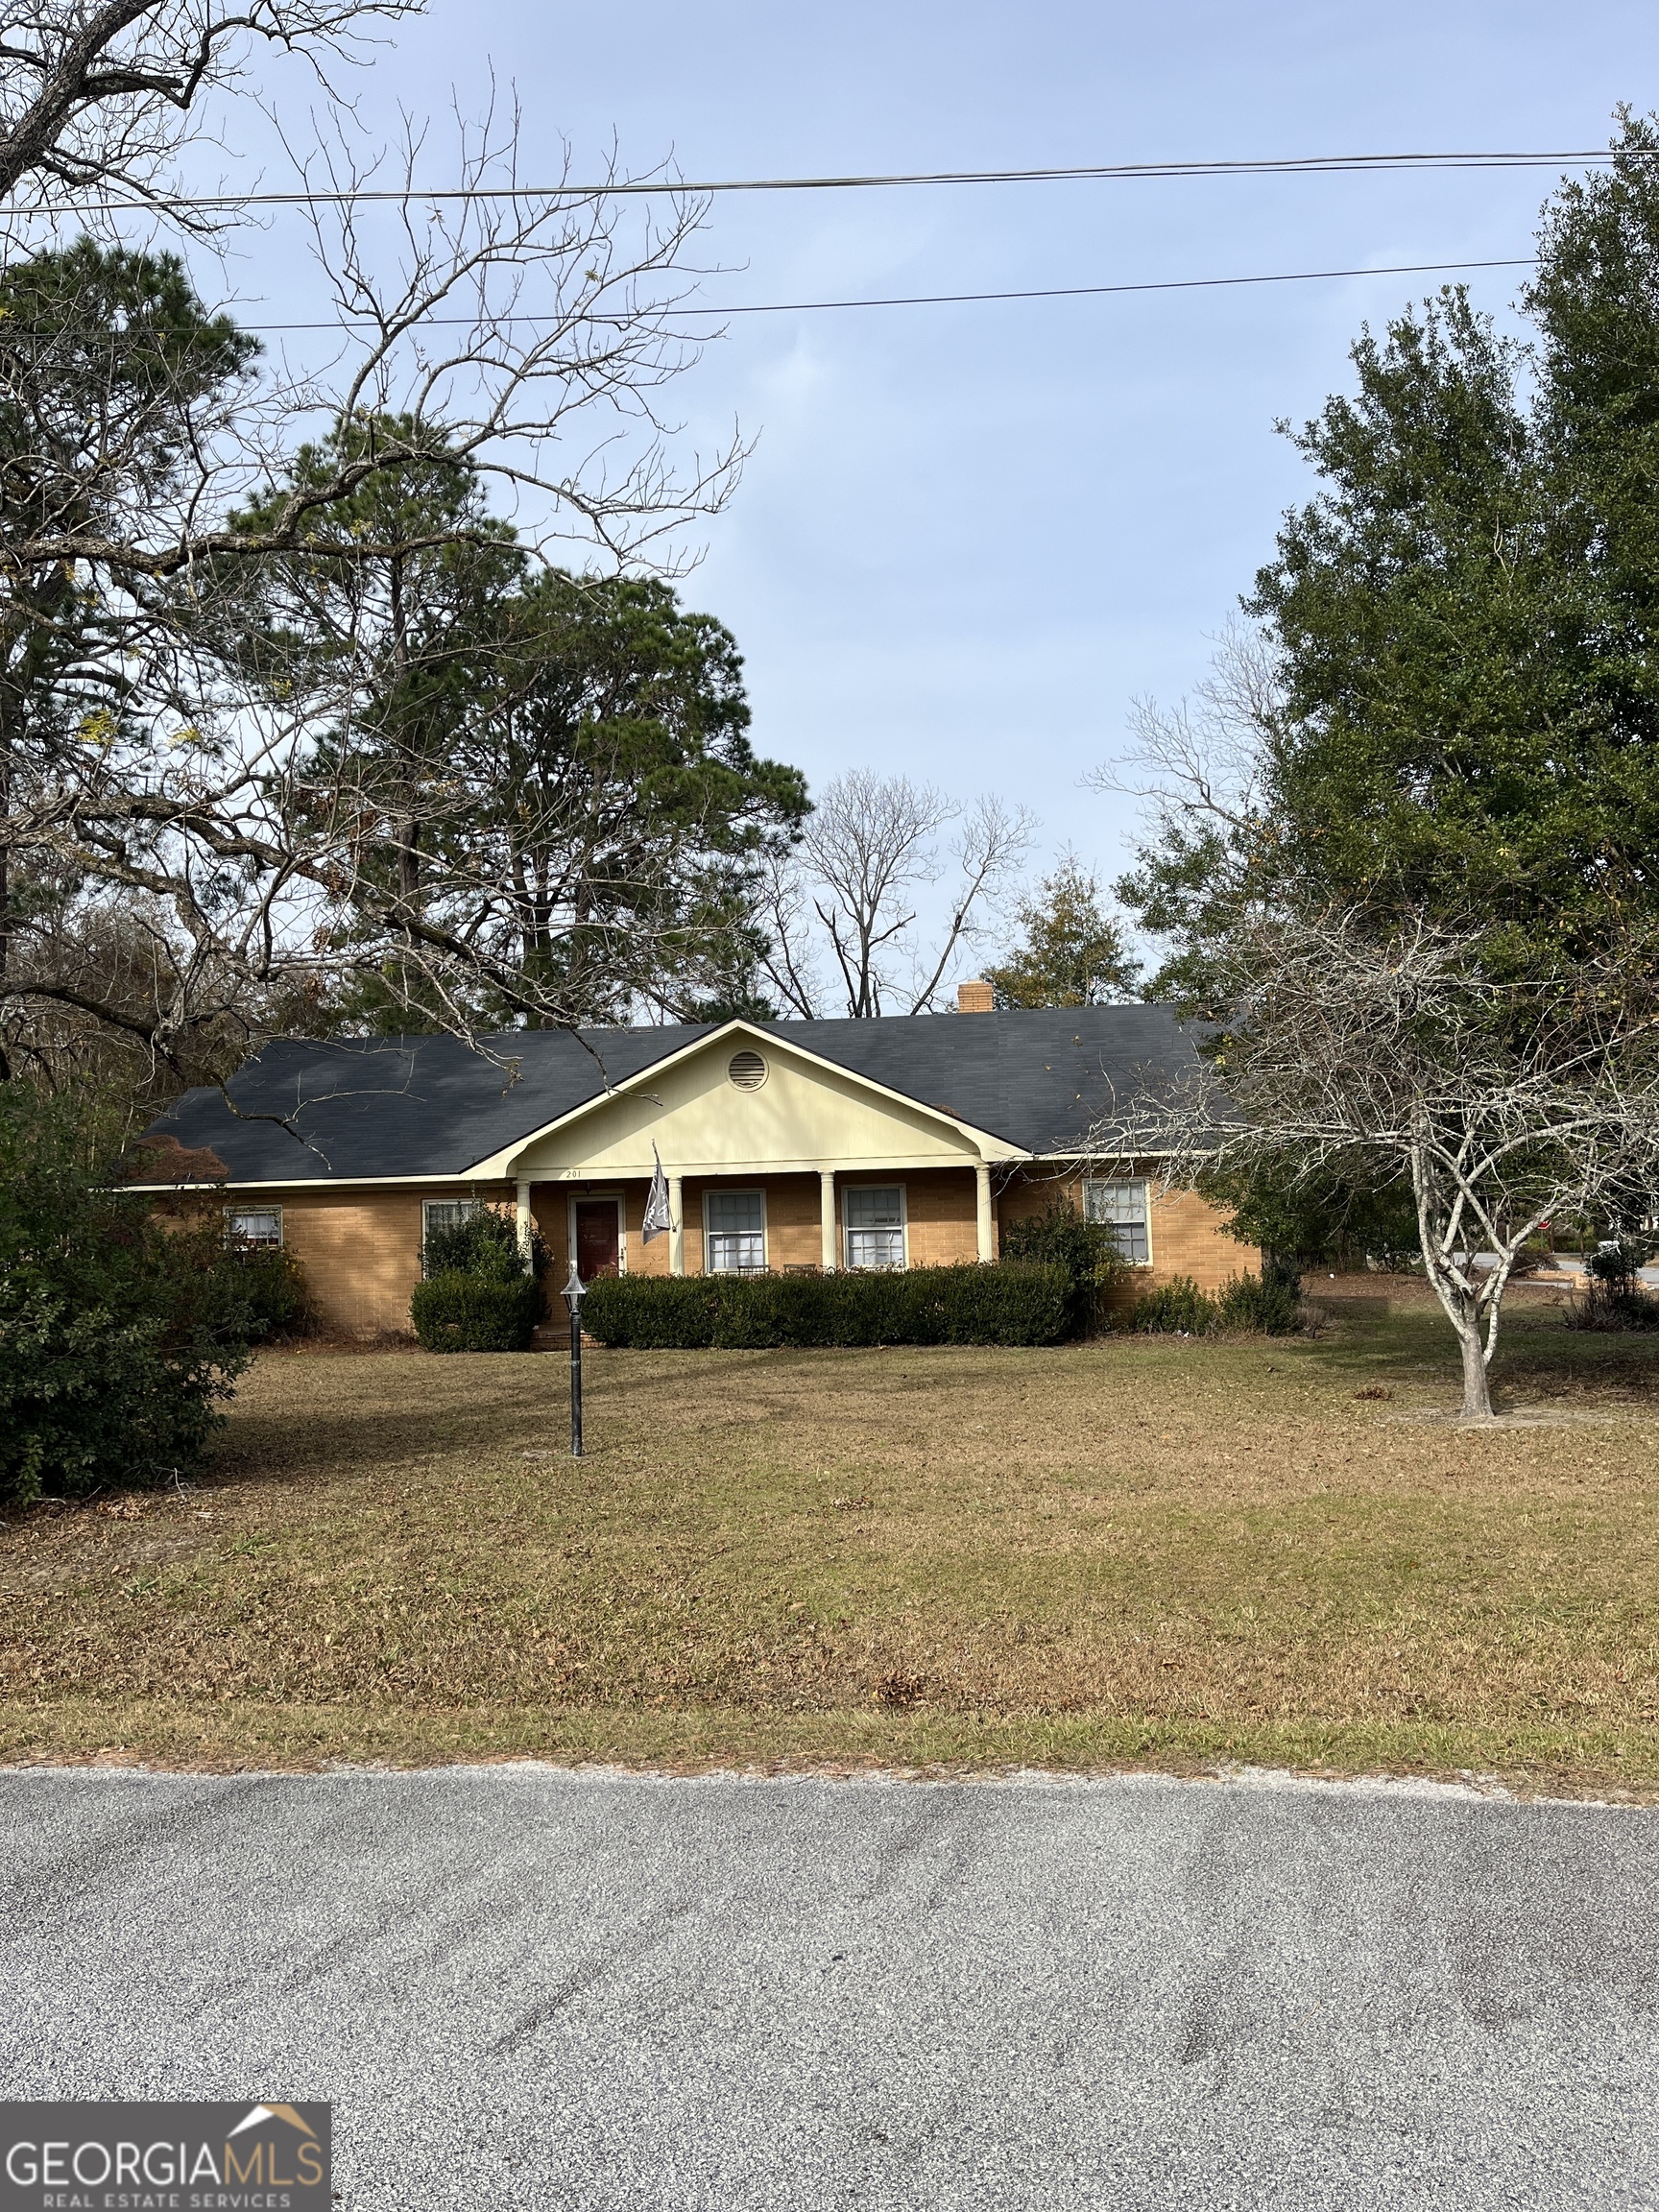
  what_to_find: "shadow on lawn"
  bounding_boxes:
[210,1354,568,1491]
[208,1343,817,1494]
[1307,1289,1659,1407]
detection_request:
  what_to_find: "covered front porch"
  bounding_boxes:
[517,1164,1000,1282]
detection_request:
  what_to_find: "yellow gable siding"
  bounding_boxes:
[505,1036,992,1180]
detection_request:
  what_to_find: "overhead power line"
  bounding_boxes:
[113,254,1525,335]
[0,252,1534,335]
[11,147,1628,215]
[681,255,1538,318]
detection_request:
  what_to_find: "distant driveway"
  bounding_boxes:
[3,1767,1656,2209]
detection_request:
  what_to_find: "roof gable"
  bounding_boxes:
[483,1021,1019,1179]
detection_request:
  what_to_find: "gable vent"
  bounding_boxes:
[728,1048,768,1092]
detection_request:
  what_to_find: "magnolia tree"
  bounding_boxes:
[1095,913,1659,1420]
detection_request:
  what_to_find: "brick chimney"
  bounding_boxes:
[956,979,995,1014]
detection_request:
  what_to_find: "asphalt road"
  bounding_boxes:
[3,1766,1657,2210]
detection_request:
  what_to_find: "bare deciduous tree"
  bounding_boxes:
[1097,910,1659,1420]
[758,771,1034,1019]
[0,0,414,235]
[0,18,757,1097]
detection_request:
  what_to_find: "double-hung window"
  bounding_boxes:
[422,1197,481,1273]
[706,1190,766,1273]
[422,1197,480,1243]
[844,1184,905,1270]
[1084,1178,1150,1264]
[227,1205,282,1248]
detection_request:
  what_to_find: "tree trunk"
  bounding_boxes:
[1456,1316,1494,1421]
[0,687,12,1082]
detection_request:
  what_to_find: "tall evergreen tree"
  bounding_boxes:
[1118,111,1659,1006]
[985,854,1140,1009]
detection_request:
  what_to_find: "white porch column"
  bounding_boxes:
[974,1161,995,1262]
[668,1175,685,1277]
[820,1168,838,1271]
[515,1177,533,1262]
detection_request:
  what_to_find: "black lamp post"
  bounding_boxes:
[561,1261,587,1456]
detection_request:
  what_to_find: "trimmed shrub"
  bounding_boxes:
[411,1271,542,1352]
[580,1262,1072,1350]
[413,1201,547,1350]
[577,1274,720,1349]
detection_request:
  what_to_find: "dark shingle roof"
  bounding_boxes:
[140,1006,1201,1185]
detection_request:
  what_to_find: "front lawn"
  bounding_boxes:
[5,1282,1659,1792]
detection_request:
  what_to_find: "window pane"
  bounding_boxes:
[1084,1180,1149,1263]
[228,1207,281,1246]
[708,1231,766,1273]
[707,1191,763,1235]
[844,1186,902,1229]
[423,1199,479,1238]
[847,1226,904,1270]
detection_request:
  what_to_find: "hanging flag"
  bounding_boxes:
[642,1142,674,1243]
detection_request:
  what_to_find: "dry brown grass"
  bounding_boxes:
[5,1283,1659,1791]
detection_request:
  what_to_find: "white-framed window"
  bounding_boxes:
[706,1189,766,1273]
[844,1183,906,1270]
[1084,1178,1151,1264]
[227,1204,282,1248]
[422,1197,481,1246]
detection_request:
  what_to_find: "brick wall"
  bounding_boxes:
[998,1166,1257,1295]
[262,1183,515,1336]
[897,1167,979,1268]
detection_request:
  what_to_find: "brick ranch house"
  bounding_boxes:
[132,986,1255,1336]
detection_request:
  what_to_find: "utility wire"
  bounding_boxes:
[43,254,1525,335]
[9,147,1630,215]
[679,255,1537,318]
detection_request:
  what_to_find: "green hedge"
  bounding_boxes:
[581,1262,1073,1350]
[410,1272,542,1353]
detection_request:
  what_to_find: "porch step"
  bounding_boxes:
[530,1324,604,1352]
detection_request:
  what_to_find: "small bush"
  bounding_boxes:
[581,1262,1073,1350]
[410,1272,542,1352]
[1508,1236,1554,1279]
[226,1243,312,1339]
[423,1205,546,1281]
[1000,1199,1127,1334]
[1564,1266,1659,1334]
[1125,1265,1305,1338]
[1587,1238,1654,1299]
[1126,1274,1217,1335]
[1216,1262,1303,1334]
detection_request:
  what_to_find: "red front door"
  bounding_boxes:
[575,1201,620,1282]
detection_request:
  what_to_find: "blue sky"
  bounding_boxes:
[204,0,1659,897]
